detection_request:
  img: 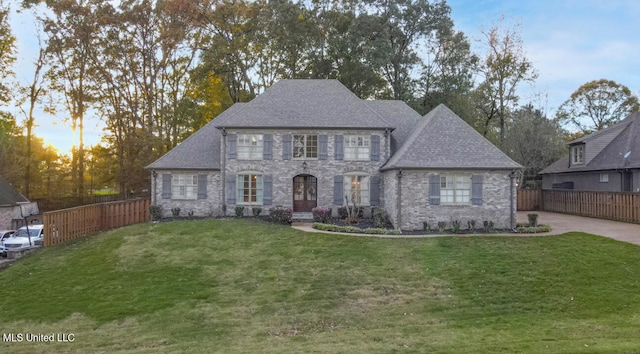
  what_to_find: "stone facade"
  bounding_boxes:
[152,171,222,218]
[385,169,516,231]
[222,129,389,216]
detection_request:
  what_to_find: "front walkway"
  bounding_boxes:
[292,211,640,246]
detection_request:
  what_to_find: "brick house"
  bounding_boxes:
[540,112,640,193]
[146,80,521,230]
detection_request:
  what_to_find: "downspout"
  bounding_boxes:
[152,170,157,205]
[396,169,403,230]
[509,170,516,231]
[221,128,227,216]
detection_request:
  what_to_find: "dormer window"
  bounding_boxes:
[571,145,584,165]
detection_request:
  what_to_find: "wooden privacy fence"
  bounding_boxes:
[43,198,151,246]
[517,189,542,211]
[517,189,640,224]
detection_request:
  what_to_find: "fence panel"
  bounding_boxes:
[536,190,640,224]
[517,190,542,211]
[43,198,150,246]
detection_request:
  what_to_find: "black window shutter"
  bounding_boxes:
[263,175,273,205]
[227,134,237,159]
[318,135,328,160]
[263,134,272,160]
[334,135,344,160]
[370,135,380,161]
[429,174,440,205]
[471,175,483,205]
[370,175,380,206]
[226,174,236,204]
[162,174,172,199]
[333,175,344,205]
[197,174,207,199]
[282,134,292,160]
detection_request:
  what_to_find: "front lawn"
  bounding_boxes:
[1,219,639,353]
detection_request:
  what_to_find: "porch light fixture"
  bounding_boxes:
[302,161,308,170]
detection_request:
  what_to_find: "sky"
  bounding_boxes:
[8,0,640,154]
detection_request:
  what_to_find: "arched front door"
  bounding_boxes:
[293,174,317,212]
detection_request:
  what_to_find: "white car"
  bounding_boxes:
[2,225,45,252]
[0,230,15,256]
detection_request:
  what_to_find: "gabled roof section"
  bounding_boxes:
[540,112,640,174]
[145,104,246,170]
[364,100,420,154]
[0,175,28,207]
[382,104,522,171]
[216,80,393,129]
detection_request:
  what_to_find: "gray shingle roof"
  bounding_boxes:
[364,100,420,154]
[540,112,640,174]
[145,104,246,170]
[216,80,393,129]
[381,104,522,171]
[0,175,28,206]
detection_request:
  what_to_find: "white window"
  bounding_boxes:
[599,173,609,183]
[237,134,263,160]
[172,174,198,200]
[572,145,584,164]
[344,135,370,160]
[293,134,318,159]
[237,174,263,204]
[344,174,370,206]
[440,175,470,204]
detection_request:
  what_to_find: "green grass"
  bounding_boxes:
[1,219,640,353]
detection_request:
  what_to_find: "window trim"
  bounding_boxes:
[440,174,471,205]
[171,173,198,200]
[344,135,371,161]
[236,173,264,205]
[237,134,264,160]
[599,173,609,183]
[572,145,584,165]
[343,173,370,206]
[292,134,318,160]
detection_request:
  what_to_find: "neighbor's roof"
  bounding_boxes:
[0,175,29,207]
[215,80,394,129]
[145,103,246,170]
[540,112,640,174]
[381,104,522,171]
[364,100,421,154]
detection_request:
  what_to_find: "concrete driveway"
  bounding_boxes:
[517,211,640,246]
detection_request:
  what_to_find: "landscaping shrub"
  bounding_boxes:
[337,206,364,220]
[171,207,181,219]
[269,206,292,224]
[483,220,495,232]
[437,221,447,232]
[373,208,392,228]
[312,206,331,223]
[149,205,162,221]
[312,223,401,235]
[516,224,551,233]
[527,213,539,227]
[252,207,262,217]
[450,219,462,234]
[235,206,245,217]
[467,219,477,231]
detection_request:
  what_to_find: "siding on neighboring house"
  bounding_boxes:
[542,172,624,192]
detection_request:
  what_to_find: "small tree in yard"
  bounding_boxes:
[344,195,360,224]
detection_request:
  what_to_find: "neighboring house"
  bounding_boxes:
[147,80,521,230]
[0,175,39,229]
[540,112,640,193]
